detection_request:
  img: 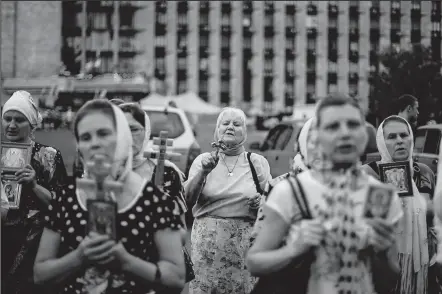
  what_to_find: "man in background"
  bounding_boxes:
[396,94,419,129]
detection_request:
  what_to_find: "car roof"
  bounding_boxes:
[141,105,184,113]
[418,124,442,130]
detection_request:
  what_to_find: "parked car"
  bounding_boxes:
[365,124,441,174]
[142,104,201,176]
[249,120,305,177]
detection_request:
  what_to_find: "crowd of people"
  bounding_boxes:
[1,89,442,294]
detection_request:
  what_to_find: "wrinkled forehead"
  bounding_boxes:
[383,119,410,135]
[3,110,28,120]
[318,104,363,127]
[218,109,246,125]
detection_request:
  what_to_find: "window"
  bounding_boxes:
[199,79,208,92]
[221,14,230,26]
[329,61,337,72]
[200,13,209,24]
[200,35,209,47]
[221,80,229,92]
[274,126,294,150]
[177,58,187,70]
[423,130,441,154]
[329,18,338,28]
[432,22,441,31]
[260,125,284,151]
[221,59,229,70]
[264,60,273,76]
[244,37,252,48]
[307,39,316,50]
[414,130,427,153]
[350,41,358,51]
[199,58,208,70]
[349,63,358,73]
[155,36,167,47]
[286,60,296,73]
[145,111,185,139]
[264,38,273,50]
[349,19,358,30]
[177,80,187,94]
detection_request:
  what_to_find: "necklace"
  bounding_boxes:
[221,154,240,177]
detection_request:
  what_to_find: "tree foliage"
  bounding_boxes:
[369,44,442,125]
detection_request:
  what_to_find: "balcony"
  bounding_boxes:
[264,49,274,58]
[391,29,401,43]
[328,4,338,17]
[199,1,209,12]
[285,27,296,37]
[370,6,380,19]
[370,28,380,41]
[349,28,359,40]
[328,27,338,38]
[199,24,210,34]
[264,2,275,13]
[155,46,166,57]
[349,5,359,16]
[155,23,167,35]
[199,46,209,58]
[264,26,275,37]
[243,1,253,14]
[328,72,338,84]
[177,47,187,57]
[221,25,232,35]
[199,70,209,79]
[411,30,421,43]
[177,24,188,34]
[243,27,254,37]
[286,5,296,15]
[221,48,231,58]
[221,3,231,14]
[243,48,253,58]
[307,4,317,15]
[411,8,421,19]
[348,73,359,83]
[307,27,317,38]
[286,49,296,59]
[177,1,188,13]
[156,1,167,14]
[328,50,338,62]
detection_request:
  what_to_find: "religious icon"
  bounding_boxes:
[363,184,395,219]
[1,174,22,209]
[1,142,32,172]
[378,161,413,197]
[87,199,117,240]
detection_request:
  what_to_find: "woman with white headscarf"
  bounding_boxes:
[34,100,185,293]
[185,107,271,294]
[362,115,436,294]
[1,91,68,294]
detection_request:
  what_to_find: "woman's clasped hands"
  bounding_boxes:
[76,232,130,268]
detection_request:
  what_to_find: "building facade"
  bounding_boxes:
[1,1,441,113]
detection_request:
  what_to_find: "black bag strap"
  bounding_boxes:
[287,176,312,220]
[247,152,264,195]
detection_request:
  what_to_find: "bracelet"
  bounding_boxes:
[154,263,162,283]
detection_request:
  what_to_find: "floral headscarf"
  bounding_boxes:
[376,115,428,293]
[213,107,247,156]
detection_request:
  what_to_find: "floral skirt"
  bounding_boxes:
[189,216,256,294]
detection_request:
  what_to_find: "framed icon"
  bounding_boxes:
[378,161,413,197]
[1,142,32,172]
[87,199,117,240]
[363,184,395,219]
[1,174,22,209]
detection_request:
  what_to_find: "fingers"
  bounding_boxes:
[84,240,116,260]
[366,218,394,239]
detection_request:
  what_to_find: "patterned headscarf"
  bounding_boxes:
[376,115,428,293]
[2,90,43,130]
[213,107,247,156]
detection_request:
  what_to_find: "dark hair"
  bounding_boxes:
[119,103,145,127]
[73,99,116,140]
[315,92,362,126]
[396,94,418,113]
[109,98,126,106]
[382,116,410,133]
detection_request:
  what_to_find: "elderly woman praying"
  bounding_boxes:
[185,107,271,294]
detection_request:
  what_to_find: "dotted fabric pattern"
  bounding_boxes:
[44,180,182,294]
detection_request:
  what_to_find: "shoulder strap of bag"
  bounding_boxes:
[287,176,312,220]
[247,152,264,195]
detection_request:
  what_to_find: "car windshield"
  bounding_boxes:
[145,110,185,139]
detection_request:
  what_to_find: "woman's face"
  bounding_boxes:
[124,113,145,156]
[217,111,245,145]
[2,110,32,142]
[383,120,412,161]
[77,111,117,165]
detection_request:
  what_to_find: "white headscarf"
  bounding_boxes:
[213,107,247,156]
[376,115,428,285]
[293,117,315,172]
[2,90,43,128]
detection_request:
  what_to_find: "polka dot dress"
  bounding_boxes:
[44,180,182,294]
